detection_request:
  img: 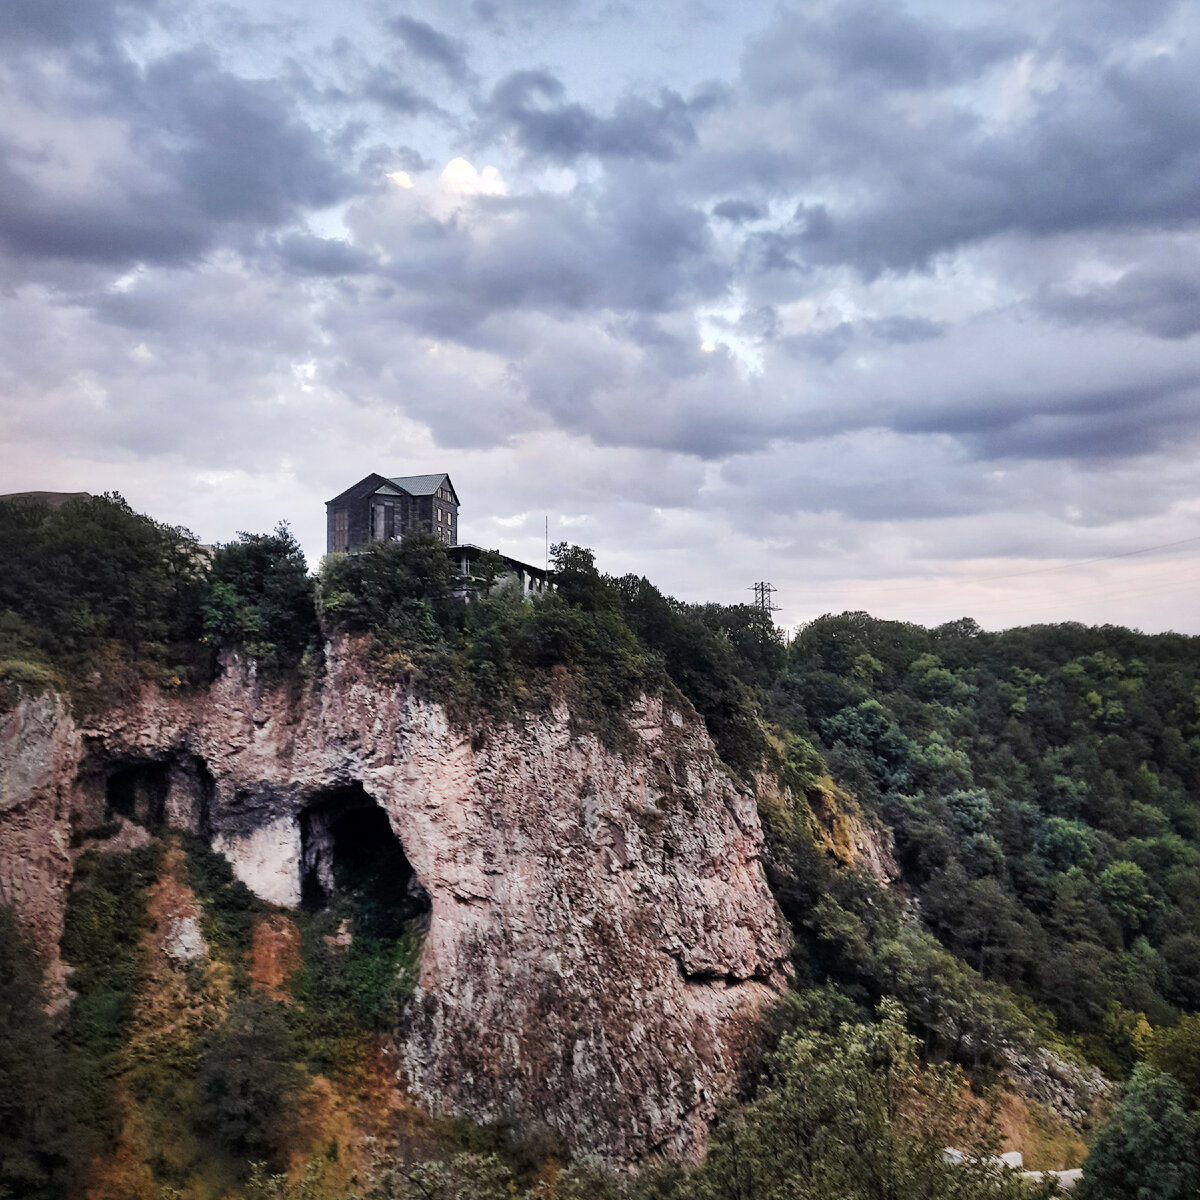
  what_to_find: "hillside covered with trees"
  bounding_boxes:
[2,492,1200,1199]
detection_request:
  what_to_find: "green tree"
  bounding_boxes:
[1099,861,1155,940]
[0,907,78,1199]
[203,523,318,672]
[697,1000,1040,1200]
[551,543,619,613]
[1078,1065,1200,1200]
[195,994,304,1167]
[1152,1013,1200,1108]
[0,492,207,701]
[360,1153,517,1200]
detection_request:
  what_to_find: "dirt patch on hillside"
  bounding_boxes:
[995,1090,1087,1171]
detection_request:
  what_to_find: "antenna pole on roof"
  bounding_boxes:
[545,515,549,572]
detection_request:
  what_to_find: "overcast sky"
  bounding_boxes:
[2,0,1199,633]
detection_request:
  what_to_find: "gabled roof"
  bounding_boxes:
[388,473,458,503]
[325,473,392,506]
[326,472,460,506]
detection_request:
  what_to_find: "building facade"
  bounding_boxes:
[450,544,550,598]
[326,472,459,554]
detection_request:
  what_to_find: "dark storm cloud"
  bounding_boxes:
[725,16,1200,277]
[351,183,728,342]
[0,46,354,271]
[481,70,698,162]
[144,52,352,224]
[0,0,157,47]
[712,198,765,224]
[1041,267,1200,340]
[275,233,377,277]
[388,15,474,83]
[898,376,1200,461]
[0,147,206,266]
[744,2,1024,100]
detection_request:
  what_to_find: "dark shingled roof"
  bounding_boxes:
[389,473,456,499]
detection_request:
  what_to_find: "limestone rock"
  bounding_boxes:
[164,914,206,963]
[1001,1044,1110,1127]
[0,646,792,1165]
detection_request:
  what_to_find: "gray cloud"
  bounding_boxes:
[362,68,437,114]
[712,198,765,224]
[145,52,351,224]
[781,314,945,362]
[865,315,945,344]
[344,182,728,343]
[725,27,1200,277]
[275,233,377,277]
[389,15,474,83]
[0,147,207,267]
[745,2,1025,98]
[0,0,158,47]
[1041,266,1200,340]
[0,44,354,273]
[481,70,698,161]
[895,375,1200,462]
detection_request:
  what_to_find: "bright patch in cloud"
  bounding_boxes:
[387,170,415,189]
[439,157,507,196]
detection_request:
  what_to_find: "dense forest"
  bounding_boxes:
[3,492,1200,1199]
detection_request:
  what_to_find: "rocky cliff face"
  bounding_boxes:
[0,648,792,1165]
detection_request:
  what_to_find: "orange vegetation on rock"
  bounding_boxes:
[249,913,302,1001]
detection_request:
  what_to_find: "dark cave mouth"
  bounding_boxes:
[106,760,169,824]
[102,753,215,834]
[299,784,430,934]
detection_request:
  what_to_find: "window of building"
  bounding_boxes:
[333,509,348,552]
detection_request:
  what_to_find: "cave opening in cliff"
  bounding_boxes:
[102,753,215,834]
[106,760,169,825]
[299,784,430,930]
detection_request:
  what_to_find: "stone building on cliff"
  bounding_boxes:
[326,472,459,553]
[326,471,550,597]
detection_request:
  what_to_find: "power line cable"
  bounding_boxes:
[795,531,1200,595]
[955,533,1200,585]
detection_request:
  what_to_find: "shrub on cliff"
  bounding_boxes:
[317,538,650,729]
[613,573,768,778]
[697,999,1049,1200]
[1077,1065,1200,1200]
[203,523,320,674]
[319,534,458,639]
[0,493,208,704]
[59,846,159,1135]
[195,995,304,1169]
[0,907,78,1200]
